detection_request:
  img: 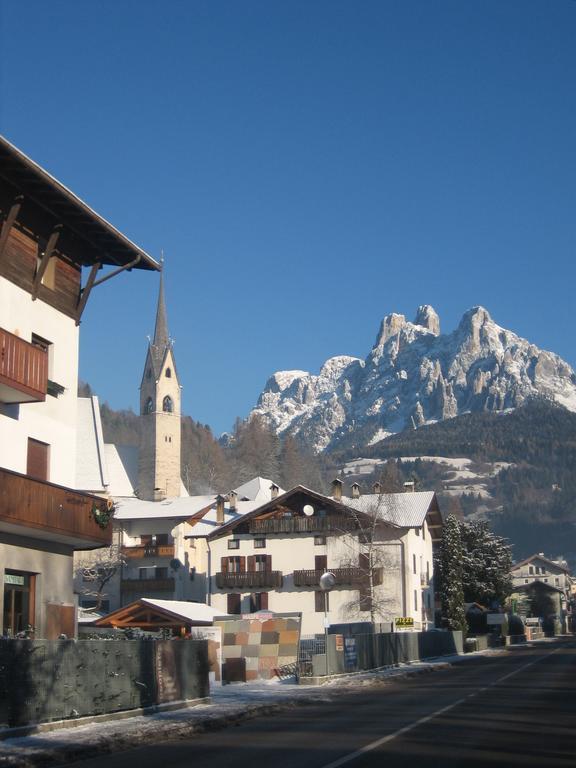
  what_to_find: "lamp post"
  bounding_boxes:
[319,571,336,677]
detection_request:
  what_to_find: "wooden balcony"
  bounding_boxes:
[249,515,356,535]
[121,544,175,559]
[216,571,283,589]
[0,327,47,403]
[0,466,112,549]
[293,567,365,587]
[121,578,175,593]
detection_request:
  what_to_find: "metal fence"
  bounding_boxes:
[298,634,326,677]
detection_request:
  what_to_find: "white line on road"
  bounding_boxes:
[319,647,561,768]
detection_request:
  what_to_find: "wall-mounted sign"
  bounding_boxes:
[335,634,344,652]
[395,617,414,628]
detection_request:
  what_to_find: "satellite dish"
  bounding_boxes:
[319,571,336,591]
[303,504,314,517]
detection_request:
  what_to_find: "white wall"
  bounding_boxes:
[0,537,74,637]
[206,518,435,635]
[0,277,79,487]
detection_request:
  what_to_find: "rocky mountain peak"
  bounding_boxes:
[414,305,440,336]
[251,305,576,453]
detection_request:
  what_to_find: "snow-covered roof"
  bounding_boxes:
[233,477,285,502]
[75,396,108,492]
[344,490,436,528]
[512,554,571,574]
[186,500,262,537]
[114,494,215,521]
[104,444,139,497]
[140,599,223,623]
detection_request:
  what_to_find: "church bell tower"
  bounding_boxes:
[138,272,182,500]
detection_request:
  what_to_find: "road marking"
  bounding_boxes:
[319,648,561,768]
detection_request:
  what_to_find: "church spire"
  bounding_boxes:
[153,269,169,351]
[150,269,171,377]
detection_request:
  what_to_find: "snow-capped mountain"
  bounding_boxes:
[251,306,576,453]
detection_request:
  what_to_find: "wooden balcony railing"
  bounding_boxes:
[216,571,283,589]
[0,466,112,548]
[121,544,175,559]
[249,515,356,535]
[0,327,47,403]
[121,578,175,592]
[293,567,365,587]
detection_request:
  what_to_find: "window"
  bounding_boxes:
[227,593,241,615]
[165,368,171,378]
[254,555,268,572]
[426,561,430,582]
[541,567,546,575]
[314,536,326,546]
[228,540,240,550]
[415,527,420,537]
[154,534,169,545]
[31,334,53,378]
[36,252,56,290]
[228,556,243,574]
[525,579,529,584]
[529,566,534,575]
[413,554,417,575]
[254,538,266,549]
[555,578,560,585]
[162,396,173,413]
[315,591,328,612]
[414,590,418,611]
[144,397,154,414]
[250,592,268,612]
[422,523,426,541]
[3,571,35,636]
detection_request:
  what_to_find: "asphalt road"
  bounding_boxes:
[70,640,576,768]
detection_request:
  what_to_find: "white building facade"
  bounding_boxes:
[0,135,160,637]
[192,485,442,635]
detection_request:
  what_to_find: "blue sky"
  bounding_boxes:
[1,1,575,435]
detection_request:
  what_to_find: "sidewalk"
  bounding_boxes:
[0,658,458,768]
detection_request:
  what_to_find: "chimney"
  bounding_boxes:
[216,494,225,524]
[270,483,279,500]
[403,481,415,493]
[153,487,166,502]
[229,491,237,511]
[331,478,343,502]
[372,481,382,495]
[351,482,361,499]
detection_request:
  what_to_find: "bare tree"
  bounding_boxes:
[335,488,403,626]
[75,544,125,612]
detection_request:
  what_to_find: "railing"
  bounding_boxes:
[0,467,111,547]
[293,567,365,587]
[249,515,356,535]
[216,571,283,589]
[0,327,47,403]
[121,544,175,559]
[121,578,175,592]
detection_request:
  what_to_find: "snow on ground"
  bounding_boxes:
[0,660,460,767]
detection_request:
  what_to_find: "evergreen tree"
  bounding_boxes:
[437,514,467,633]
[459,520,513,607]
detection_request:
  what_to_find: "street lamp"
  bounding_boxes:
[319,571,336,676]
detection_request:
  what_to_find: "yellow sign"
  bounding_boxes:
[395,617,414,628]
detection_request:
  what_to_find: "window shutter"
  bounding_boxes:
[260,592,268,610]
[239,556,246,573]
[247,555,255,572]
[266,554,272,572]
[221,557,228,573]
[27,438,49,481]
[315,555,327,571]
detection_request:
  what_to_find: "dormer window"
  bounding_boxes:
[165,368,171,378]
[144,397,154,414]
[163,395,173,413]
